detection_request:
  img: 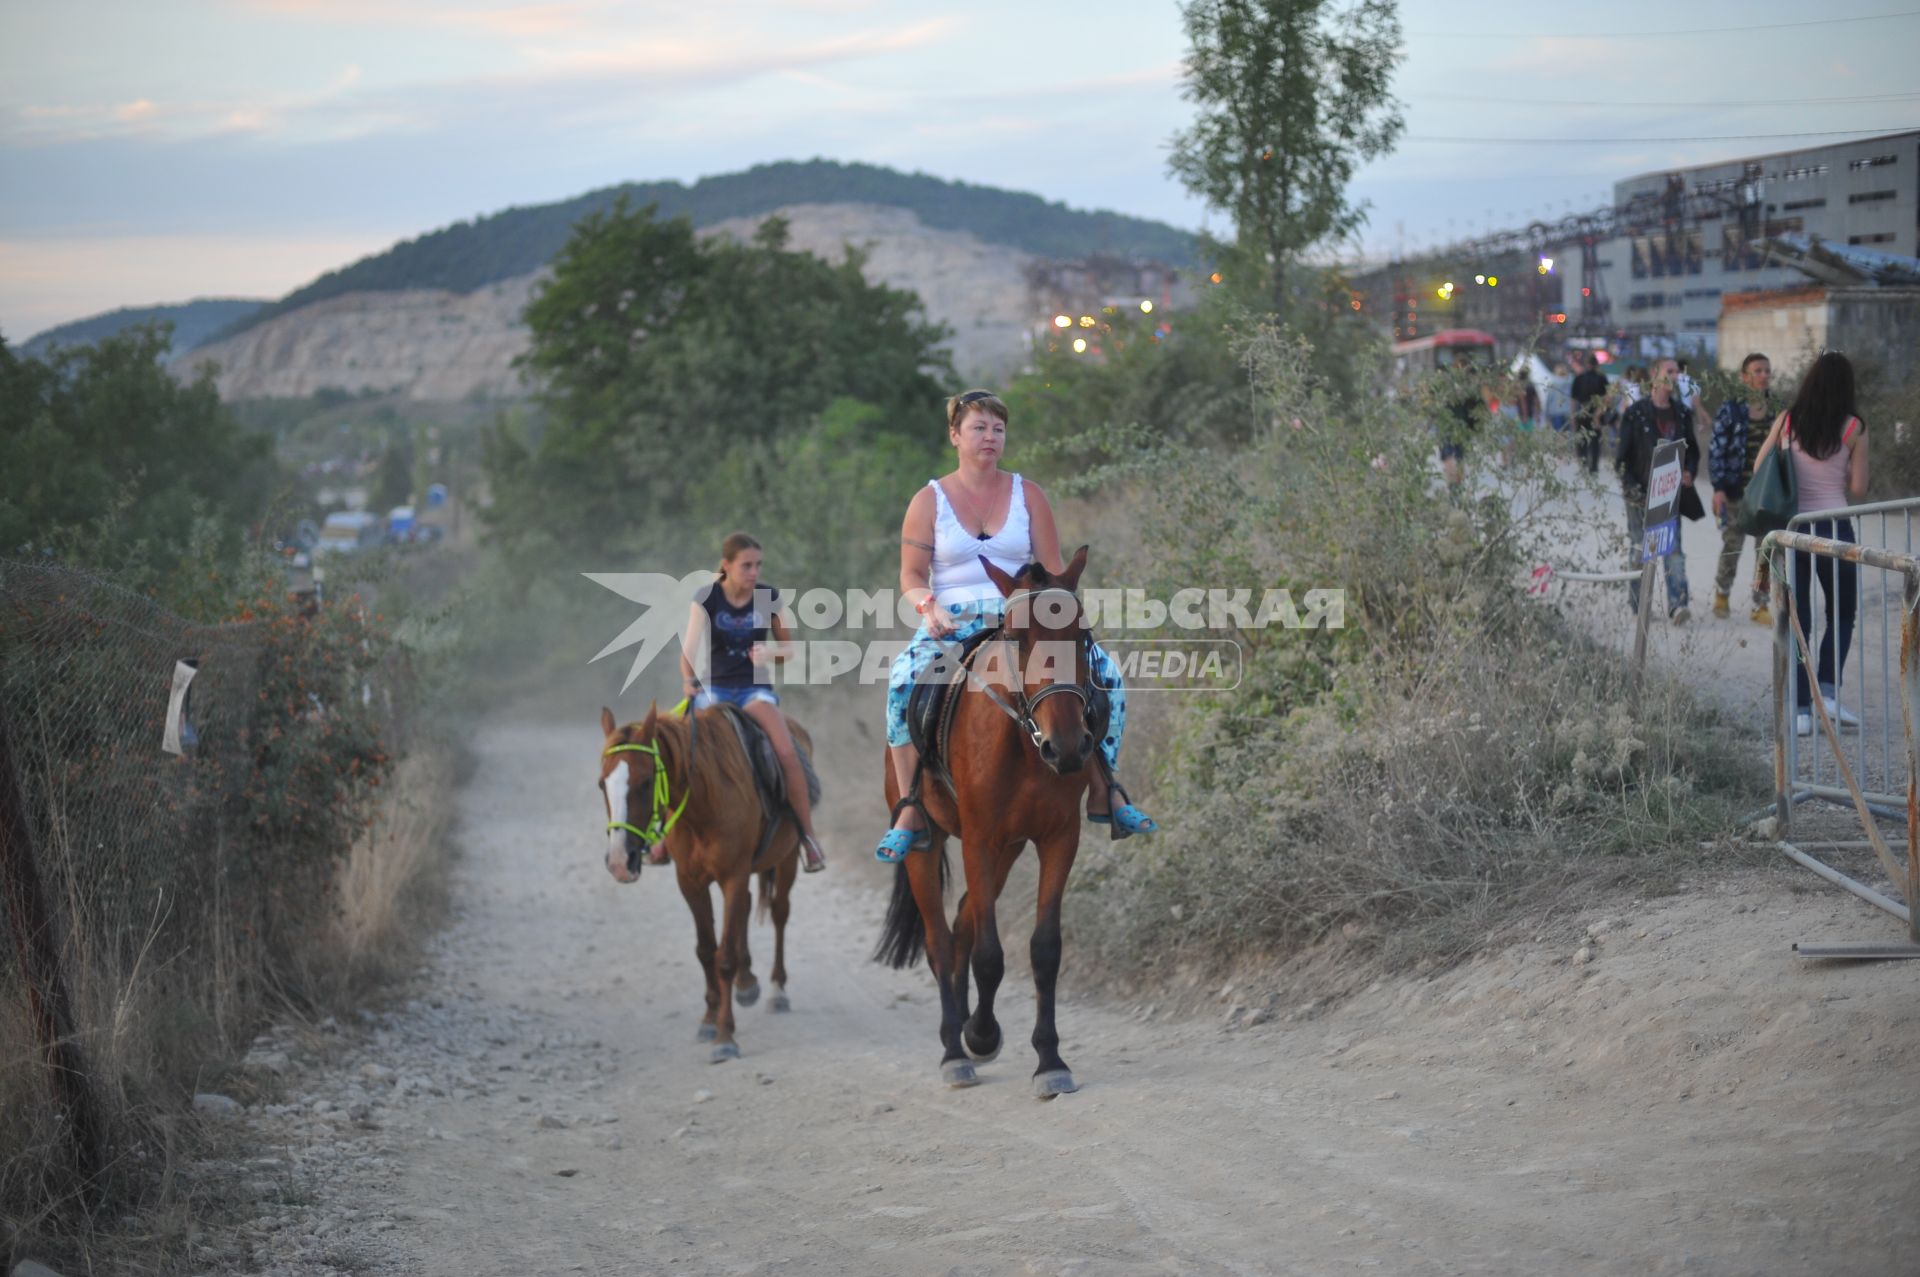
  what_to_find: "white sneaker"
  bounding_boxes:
[1823,697,1862,729]
[1795,711,1812,737]
[1669,605,1690,625]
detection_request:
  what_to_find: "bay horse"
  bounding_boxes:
[598,702,812,1062]
[874,548,1101,1098]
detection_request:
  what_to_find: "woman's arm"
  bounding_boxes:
[900,487,935,604]
[1749,412,1788,471]
[1025,479,1064,574]
[679,600,709,694]
[1847,421,1870,502]
[762,606,798,663]
[900,486,954,636]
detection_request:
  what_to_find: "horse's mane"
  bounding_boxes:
[628,711,756,810]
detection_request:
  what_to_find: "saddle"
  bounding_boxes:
[905,627,1112,800]
[711,703,821,869]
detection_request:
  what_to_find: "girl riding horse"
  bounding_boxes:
[677,532,825,873]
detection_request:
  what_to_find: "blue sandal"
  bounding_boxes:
[874,825,932,863]
[1088,804,1158,840]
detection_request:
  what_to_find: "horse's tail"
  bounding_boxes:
[756,867,774,925]
[871,847,945,970]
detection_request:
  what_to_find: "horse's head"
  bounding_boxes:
[982,545,1094,776]
[599,703,662,883]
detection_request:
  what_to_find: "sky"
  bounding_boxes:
[3,0,1916,340]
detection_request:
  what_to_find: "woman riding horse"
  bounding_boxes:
[680,532,826,873]
[875,389,1156,862]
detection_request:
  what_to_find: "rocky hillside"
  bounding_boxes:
[22,298,266,361]
[176,205,1045,399]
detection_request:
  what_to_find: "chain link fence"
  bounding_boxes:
[0,558,405,1215]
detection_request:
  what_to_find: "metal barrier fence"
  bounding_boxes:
[1766,509,1920,947]
[1780,497,1920,825]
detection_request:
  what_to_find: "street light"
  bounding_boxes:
[1072,338,1088,354]
[1053,314,1071,329]
[1140,300,1154,314]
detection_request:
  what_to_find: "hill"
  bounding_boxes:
[214,159,1198,342]
[175,203,1112,398]
[18,298,267,360]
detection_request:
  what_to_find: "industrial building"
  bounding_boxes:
[1351,128,1920,359]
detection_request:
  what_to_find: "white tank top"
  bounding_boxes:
[927,472,1031,607]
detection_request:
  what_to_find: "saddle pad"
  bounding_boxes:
[715,703,820,811]
[906,627,1002,768]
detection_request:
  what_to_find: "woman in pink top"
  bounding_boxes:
[1750,351,1871,735]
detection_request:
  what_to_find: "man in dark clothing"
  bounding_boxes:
[1707,352,1778,622]
[1437,356,1488,492]
[1616,356,1701,622]
[1570,352,1609,474]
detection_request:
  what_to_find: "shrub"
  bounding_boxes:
[1065,321,1761,978]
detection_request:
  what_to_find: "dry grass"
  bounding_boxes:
[1,742,456,1272]
[317,748,456,1002]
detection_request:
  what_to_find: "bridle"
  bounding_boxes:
[603,700,698,855]
[963,586,1092,752]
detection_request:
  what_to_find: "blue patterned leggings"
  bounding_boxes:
[884,599,1126,771]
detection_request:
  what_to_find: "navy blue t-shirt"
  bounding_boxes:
[696,581,780,688]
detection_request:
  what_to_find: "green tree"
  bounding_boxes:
[1168,0,1404,314]
[484,199,954,563]
[371,434,415,511]
[0,326,279,603]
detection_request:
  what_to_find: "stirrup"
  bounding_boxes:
[1089,804,1158,840]
[874,825,931,864]
[800,833,827,874]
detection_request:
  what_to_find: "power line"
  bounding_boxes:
[1422,91,1920,109]
[1409,9,1920,39]
[1407,126,1919,144]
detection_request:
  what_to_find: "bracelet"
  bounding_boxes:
[914,593,935,615]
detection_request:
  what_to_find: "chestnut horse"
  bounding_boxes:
[874,549,1099,1098]
[598,703,811,1062]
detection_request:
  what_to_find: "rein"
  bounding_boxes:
[963,587,1091,752]
[604,700,698,846]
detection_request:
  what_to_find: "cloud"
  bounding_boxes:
[227,0,612,38]
[519,15,962,83]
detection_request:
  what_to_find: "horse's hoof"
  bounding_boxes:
[709,1042,741,1064]
[735,981,760,1008]
[962,1029,1001,1063]
[696,1023,717,1043]
[1032,1068,1078,1100]
[940,1059,980,1088]
[768,992,791,1013]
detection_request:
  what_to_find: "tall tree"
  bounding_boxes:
[1168,0,1404,314]
[483,200,954,563]
[0,326,278,595]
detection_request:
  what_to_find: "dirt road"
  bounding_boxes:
[227,712,1919,1277]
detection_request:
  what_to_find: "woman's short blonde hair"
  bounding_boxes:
[945,388,1009,432]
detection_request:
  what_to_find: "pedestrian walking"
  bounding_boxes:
[1748,351,1871,736]
[1616,356,1700,623]
[1569,352,1608,474]
[1707,352,1780,622]
[1546,361,1573,433]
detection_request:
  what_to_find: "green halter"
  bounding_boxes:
[604,734,689,845]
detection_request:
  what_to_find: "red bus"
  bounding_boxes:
[1391,329,1497,385]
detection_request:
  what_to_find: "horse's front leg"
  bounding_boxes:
[1029,831,1081,1099]
[710,875,751,1062]
[961,841,1020,1065]
[907,836,974,1087]
[677,869,721,1047]
[733,873,760,1009]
